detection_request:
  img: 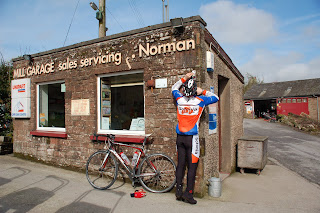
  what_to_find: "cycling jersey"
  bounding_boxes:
[172,78,219,135]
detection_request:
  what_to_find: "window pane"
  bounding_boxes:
[39,83,65,128]
[100,73,144,131]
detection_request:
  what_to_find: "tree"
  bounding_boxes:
[244,73,264,94]
[0,52,13,136]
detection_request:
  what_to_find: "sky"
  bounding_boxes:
[0,0,319,83]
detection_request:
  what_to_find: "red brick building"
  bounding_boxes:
[12,16,244,195]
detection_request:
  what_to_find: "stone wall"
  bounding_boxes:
[309,97,320,121]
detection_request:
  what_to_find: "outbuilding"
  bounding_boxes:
[244,78,320,122]
[11,16,244,195]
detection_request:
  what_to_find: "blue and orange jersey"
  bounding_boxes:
[172,78,219,135]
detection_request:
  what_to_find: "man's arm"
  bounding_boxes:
[197,87,219,105]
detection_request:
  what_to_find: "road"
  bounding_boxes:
[244,118,320,186]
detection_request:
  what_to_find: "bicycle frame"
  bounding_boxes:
[97,134,157,184]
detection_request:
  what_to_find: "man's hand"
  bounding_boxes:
[183,72,194,81]
[197,87,203,96]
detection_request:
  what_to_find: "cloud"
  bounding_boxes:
[240,50,320,82]
[200,0,277,44]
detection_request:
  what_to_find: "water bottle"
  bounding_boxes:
[131,151,139,167]
[120,152,131,165]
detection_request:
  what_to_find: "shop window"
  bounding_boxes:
[98,71,144,134]
[37,81,65,131]
[292,99,296,103]
[287,99,291,103]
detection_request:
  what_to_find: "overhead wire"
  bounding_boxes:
[127,0,145,27]
[131,0,145,26]
[105,6,126,32]
[63,0,80,47]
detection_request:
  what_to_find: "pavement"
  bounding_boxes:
[1,154,320,213]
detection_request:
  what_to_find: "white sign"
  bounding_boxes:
[11,78,31,118]
[206,51,214,72]
[11,97,31,118]
[71,99,90,116]
[11,78,31,98]
[130,118,145,131]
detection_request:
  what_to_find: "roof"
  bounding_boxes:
[244,78,320,100]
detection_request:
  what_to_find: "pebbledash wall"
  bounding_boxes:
[12,16,244,196]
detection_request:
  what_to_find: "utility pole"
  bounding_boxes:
[162,0,169,23]
[99,0,106,38]
[90,0,106,38]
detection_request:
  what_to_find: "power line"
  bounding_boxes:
[127,0,145,27]
[131,0,145,26]
[63,0,80,47]
[105,6,126,32]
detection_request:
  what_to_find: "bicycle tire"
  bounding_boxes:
[138,153,176,193]
[86,150,118,190]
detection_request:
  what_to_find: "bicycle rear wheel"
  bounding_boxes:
[86,150,118,190]
[138,153,176,193]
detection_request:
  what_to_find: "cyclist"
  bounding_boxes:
[172,71,219,204]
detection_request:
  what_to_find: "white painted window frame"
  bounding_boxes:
[97,70,145,136]
[36,80,66,132]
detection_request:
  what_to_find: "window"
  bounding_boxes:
[303,98,307,103]
[98,71,144,135]
[37,81,65,131]
[282,99,286,103]
[287,99,292,103]
[292,99,296,103]
[297,98,301,103]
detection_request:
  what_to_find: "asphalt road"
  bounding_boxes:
[244,118,320,186]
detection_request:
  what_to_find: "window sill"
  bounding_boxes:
[90,134,146,144]
[30,130,68,139]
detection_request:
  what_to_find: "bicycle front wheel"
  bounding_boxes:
[86,150,118,190]
[138,153,176,193]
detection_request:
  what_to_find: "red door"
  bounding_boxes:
[277,98,309,116]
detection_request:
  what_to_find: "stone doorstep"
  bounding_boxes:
[219,172,231,182]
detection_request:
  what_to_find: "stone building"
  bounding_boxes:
[244,78,320,121]
[11,16,244,196]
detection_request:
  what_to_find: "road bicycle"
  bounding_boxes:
[86,134,176,193]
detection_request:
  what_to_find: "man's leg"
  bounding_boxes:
[175,135,187,200]
[182,135,198,204]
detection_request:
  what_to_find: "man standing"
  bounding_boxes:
[172,71,219,204]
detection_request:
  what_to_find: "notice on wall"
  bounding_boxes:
[71,99,90,116]
[11,78,31,118]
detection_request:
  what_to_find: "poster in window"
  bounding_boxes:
[102,100,111,107]
[102,117,110,130]
[130,118,145,131]
[102,107,111,115]
[102,91,110,99]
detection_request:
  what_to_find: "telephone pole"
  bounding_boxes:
[90,0,106,38]
[98,0,106,38]
[162,0,169,23]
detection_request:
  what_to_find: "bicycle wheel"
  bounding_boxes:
[86,150,118,190]
[138,153,176,193]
